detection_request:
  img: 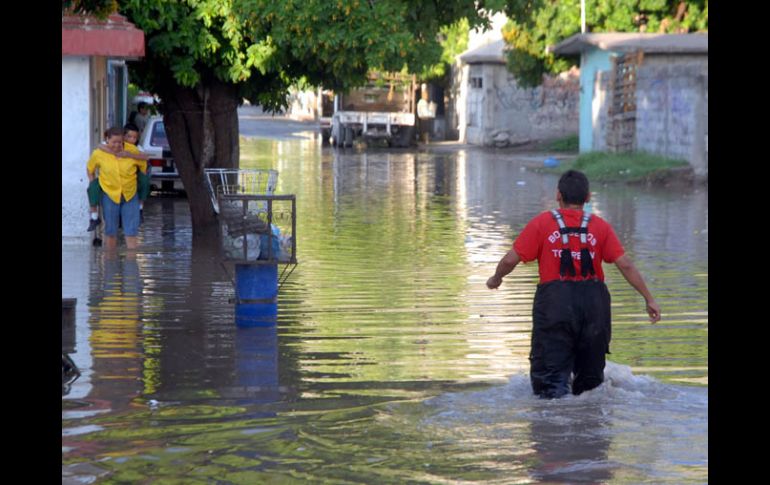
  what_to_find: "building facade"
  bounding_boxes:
[551,33,708,180]
[452,14,580,147]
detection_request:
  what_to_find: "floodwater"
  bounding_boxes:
[62,129,707,483]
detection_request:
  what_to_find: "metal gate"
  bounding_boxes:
[606,51,643,153]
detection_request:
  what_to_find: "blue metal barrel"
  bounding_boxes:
[234,263,278,326]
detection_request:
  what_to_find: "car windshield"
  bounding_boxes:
[150,121,171,150]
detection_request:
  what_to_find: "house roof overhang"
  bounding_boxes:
[458,39,507,65]
[62,13,145,59]
[547,32,708,56]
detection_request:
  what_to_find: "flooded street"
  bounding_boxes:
[62,120,707,483]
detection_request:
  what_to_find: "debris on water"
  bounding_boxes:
[544,157,559,168]
[516,181,526,186]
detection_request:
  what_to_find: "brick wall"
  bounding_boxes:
[593,71,610,152]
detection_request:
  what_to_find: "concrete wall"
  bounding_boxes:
[62,56,93,244]
[456,63,470,143]
[581,48,614,153]
[635,55,708,179]
[592,70,610,152]
[460,63,580,146]
[591,54,708,180]
[452,11,505,143]
[452,10,582,146]
[445,62,464,140]
[464,63,495,145]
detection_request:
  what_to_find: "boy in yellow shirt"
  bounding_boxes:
[121,124,151,222]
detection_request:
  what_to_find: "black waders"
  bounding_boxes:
[529,211,610,398]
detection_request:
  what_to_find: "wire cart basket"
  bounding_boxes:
[205,168,279,215]
[204,168,297,288]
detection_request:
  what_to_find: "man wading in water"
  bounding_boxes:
[487,170,661,398]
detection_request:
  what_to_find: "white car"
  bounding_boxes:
[132,92,158,106]
[137,115,182,192]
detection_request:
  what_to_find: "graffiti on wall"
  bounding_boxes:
[494,69,579,113]
[670,87,692,116]
[490,67,579,135]
[633,65,705,161]
[494,83,542,110]
[531,70,580,127]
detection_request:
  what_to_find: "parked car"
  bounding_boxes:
[131,91,159,106]
[137,115,182,193]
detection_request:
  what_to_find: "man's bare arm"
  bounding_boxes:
[614,254,661,323]
[487,249,521,289]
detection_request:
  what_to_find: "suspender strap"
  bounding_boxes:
[579,212,595,278]
[551,209,596,279]
[550,210,570,245]
[551,209,575,277]
[579,212,591,244]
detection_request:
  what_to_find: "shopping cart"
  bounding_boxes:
[204,168,296,291]
[204,168,278,215]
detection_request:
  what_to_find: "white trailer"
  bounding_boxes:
[329,73,416,148]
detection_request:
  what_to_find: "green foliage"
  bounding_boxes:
[62,0,117,18]
[502,0,709,87]
[120,1,253,87]
[419,18,470,83]
[550,151,689,182]
[235,1,493,94]
[127,83,141,104]
[544,134,579,152]
[504,44,548,89]
[118,1,505,110]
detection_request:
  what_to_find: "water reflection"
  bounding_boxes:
[62,298,80,396]
[527,406,613,483]
[62,138,707,482]
[61,353,80,397]
[228,326,280,406]
[87,253,144,411]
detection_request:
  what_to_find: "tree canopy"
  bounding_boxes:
[502,0,709,88]
[419,18,471,85]
[62,0,117,19]
[114,0,505,112]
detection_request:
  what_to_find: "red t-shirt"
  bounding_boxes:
[513,209,625,284]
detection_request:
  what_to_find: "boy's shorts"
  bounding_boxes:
[138,171,151,201]
[87,179,102,206]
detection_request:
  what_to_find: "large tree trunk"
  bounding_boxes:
[156,74,241,245]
